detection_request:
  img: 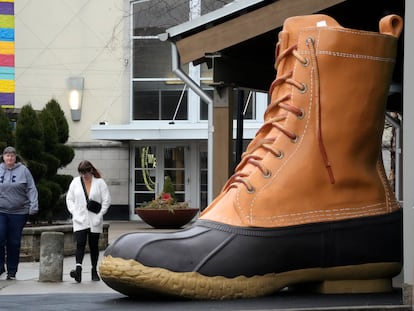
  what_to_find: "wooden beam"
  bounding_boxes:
[176,0,346,64]
[212,86,234,197]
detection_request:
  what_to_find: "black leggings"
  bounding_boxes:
[74,228,100,268]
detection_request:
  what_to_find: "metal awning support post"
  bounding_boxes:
[385,112,402,201]
[171,43,214,204]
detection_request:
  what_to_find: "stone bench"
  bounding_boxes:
[20,223,109,262]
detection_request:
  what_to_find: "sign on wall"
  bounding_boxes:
[0,0,14,108]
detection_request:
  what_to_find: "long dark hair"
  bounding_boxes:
[78,160,102,178]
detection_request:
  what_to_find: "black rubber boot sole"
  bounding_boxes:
[100,210,402,299]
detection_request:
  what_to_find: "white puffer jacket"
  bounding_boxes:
[66,176,111,233]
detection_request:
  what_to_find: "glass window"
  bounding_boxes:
[132,0,234,122]
[201,1,233,14]
[133,40,172,79]
[239,89,255,119]
[199,89,255,120]
[133,88,159,120]
[161,90,188,120]
[132,0,189,36]
[199,149,208,210]
[133,81,188,120]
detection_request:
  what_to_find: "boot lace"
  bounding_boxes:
[224,37,334,194]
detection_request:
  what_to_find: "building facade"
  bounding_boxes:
[14,0,268,220]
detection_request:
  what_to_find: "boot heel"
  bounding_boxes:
[312,278,392,294]
[70,266,82,283]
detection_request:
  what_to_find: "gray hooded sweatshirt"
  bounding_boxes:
[0,162,38,215]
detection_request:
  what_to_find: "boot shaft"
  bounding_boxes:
[201,14,403,227]
[293,15,399,173]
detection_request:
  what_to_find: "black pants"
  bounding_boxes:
[74,228,100,268]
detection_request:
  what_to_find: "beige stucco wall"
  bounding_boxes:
[15,0,132,208]
[14,0,131,143]
[58,143,130,207]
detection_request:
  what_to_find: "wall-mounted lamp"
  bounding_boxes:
[67,77,84,121]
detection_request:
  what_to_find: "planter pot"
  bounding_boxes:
[135,208,199,229]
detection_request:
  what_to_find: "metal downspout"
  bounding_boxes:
[171,43,214,204]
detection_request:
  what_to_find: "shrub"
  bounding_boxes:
[11,100,75,223]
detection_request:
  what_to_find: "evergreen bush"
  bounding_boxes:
[7,100,76,223]
[0,108,14,151]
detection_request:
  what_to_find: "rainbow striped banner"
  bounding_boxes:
[0,0,14,108]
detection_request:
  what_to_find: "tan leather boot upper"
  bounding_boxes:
[201,14,403,228]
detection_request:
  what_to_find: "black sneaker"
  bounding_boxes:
[0,267,5,277]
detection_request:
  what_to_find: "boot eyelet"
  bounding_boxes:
[246,186,256,194]
[305,36,315,46]
[263,169,272,178]
[291,135,298,143]
[297,108,305,119]
[276,150,284,159]
[298,83,307,94]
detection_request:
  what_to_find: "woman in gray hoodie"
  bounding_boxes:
[0,146,38,280]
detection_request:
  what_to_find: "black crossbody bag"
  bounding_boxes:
[80,178,102,214]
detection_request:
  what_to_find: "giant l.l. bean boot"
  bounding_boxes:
[100,14,403,300]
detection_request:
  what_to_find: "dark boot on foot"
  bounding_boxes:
[70,265,82,283]
[91,268,100,281]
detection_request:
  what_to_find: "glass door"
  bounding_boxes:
[163,145,186,203]
[134,144,187,208]
[134,145,157,207]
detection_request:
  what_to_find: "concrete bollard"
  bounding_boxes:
[39,231,64,282]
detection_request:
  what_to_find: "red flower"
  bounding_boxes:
[161,193,172,201]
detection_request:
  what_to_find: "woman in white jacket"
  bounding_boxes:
[66,160,111,282]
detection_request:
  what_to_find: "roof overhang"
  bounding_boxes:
[161,0,346,65]
[90,121,262,141]
[160,0,346,91]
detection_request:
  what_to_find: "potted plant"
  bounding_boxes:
[135,176,199,229]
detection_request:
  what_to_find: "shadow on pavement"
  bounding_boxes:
[0,289,409,311]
